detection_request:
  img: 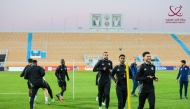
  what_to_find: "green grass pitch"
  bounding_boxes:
[0,71,189,109]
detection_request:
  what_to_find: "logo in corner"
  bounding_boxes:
[165,5,186,24]
[168,5,183,17]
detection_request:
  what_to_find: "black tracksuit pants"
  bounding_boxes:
[97,93,106,102]
[30,80,53,109]
[138,92,155,109]
[116,88,127,109]
[98,80,111,108]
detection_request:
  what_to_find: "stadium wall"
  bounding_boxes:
[0,67,4,71]
[4,62,183,71]
[4,62,184,67]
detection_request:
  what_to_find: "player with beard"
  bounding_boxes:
[93,52,113,109]
[136,51,159,109]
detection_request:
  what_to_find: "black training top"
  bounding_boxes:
[136,63,157,93]
[111,64,132,90]
[93,59,113,82]
[24,64,45,83]
[20,64,31,77]
[55,65,69,82]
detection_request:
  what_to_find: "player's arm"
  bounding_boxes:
[109,61,113,73]
[135,65,149,81]
[20,66,27,77]
[24,68,29,79]
[55,66,60,79]
[153,66,159,81]
[40,67,45,77]
[176,69,181,79]
[110,67,117,83]
[93,60,103,72]
[65,67,70,81]
[176,69,181,82]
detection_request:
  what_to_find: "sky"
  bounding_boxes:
[0,0,189,32]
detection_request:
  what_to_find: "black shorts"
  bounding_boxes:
[58,81,67,88]
[27,82,31,89]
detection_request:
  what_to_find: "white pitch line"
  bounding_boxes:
[0,93,27,94]
[0,93,44,94]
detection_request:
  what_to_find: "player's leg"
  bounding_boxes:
[147,92,155,109]
[60,82,66,101]
[28,89,31,101]
[34,92,38,103]
[116,88,123,109]
[42,81,55,103]
[184,81,188,99]
[133,80,138,96]
[98,82,104,108]
[56,81,66,101]
[27,82,31,101]
[137,93,147,109]
[122,90,127,109]
[96,92,99,101]
[56,81,63,101]
[28,82,38,102]
[42,88,50,104]
[102,93,106,105]
[30,87,39,109]
[60,86,65,101]
[62,82,67,95]
[179,80,183,99]
[104,81,111,109]
[96,73,100,101]
[131,78,136,95]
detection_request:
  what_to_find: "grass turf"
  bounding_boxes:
[0,71,189,109]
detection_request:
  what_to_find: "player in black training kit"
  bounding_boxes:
[20,58,37,101]
[136,51,159,109]
[55,59,70,102]
[111,54,132,109]
[24,60,54,109]
[93,52,113,109]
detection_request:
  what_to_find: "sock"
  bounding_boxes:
[34,96,37,101]
[60,96,63,99]
[45,97,48,102]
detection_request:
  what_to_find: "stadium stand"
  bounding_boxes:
[177,34,190,52]
[32,33,190,61]
[0,32,27,62]
[171,34,190,56]
[1,32,190,66]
